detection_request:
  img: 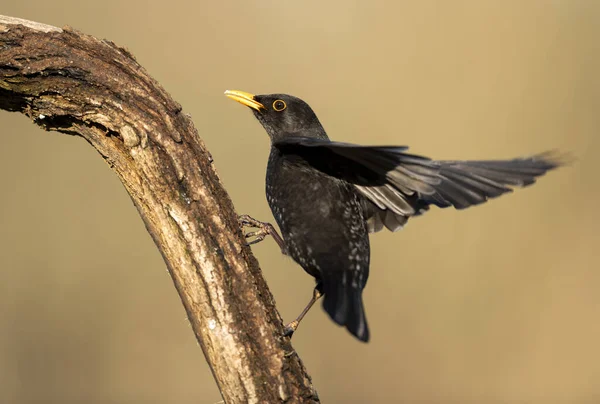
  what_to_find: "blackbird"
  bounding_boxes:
[225,90,561,342]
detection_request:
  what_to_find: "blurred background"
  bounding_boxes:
[1,1,599,403]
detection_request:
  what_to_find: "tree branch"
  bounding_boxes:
[0,15,318,404]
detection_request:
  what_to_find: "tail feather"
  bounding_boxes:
[322,278,370,342]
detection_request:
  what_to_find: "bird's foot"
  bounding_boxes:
[282,286,322,339]
[238,214,287,254]
[283,320,299,338]
[244,229,268,246]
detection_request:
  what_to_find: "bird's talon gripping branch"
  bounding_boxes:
[283,321,299,338]
[244,230,266,245]
[238,214,287,254]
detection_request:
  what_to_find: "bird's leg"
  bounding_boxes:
[283,285,323,338]
[238,214,287,254]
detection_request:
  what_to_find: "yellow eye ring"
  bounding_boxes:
[273,100,287,111]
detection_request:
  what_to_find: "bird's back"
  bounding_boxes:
[266,146,371,341]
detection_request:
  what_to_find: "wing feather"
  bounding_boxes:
[274,137,562,232]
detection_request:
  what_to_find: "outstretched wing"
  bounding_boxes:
[274,137,562,232]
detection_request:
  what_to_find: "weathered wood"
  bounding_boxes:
[0,15,318,404]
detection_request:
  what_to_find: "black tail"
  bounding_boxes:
[322,279,370,342]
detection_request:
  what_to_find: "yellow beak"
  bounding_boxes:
[224,90,265,111]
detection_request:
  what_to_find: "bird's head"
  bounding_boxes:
[225,90,328,142]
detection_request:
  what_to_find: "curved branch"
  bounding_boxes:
[0,15,318,404]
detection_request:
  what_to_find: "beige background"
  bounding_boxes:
[1,1,599,403]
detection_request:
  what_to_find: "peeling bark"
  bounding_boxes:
[0,15,318,404]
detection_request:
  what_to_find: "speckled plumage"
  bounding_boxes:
[267,146,371,340]
[225,90,561,342]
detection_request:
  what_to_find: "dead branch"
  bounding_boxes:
[0,15,318,404]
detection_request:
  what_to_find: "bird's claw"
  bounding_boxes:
[239,214,270,245]
[283,320,299,338]
[244,229,267,245]
[238,214,288,254]
[238,214,262,228]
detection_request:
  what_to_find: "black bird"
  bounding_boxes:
[225,90,561,342]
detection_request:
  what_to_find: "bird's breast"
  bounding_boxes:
[265,148,370,284]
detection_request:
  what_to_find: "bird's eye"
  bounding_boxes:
[273,100,287,112]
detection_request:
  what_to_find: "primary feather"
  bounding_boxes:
[274,137,561,232]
